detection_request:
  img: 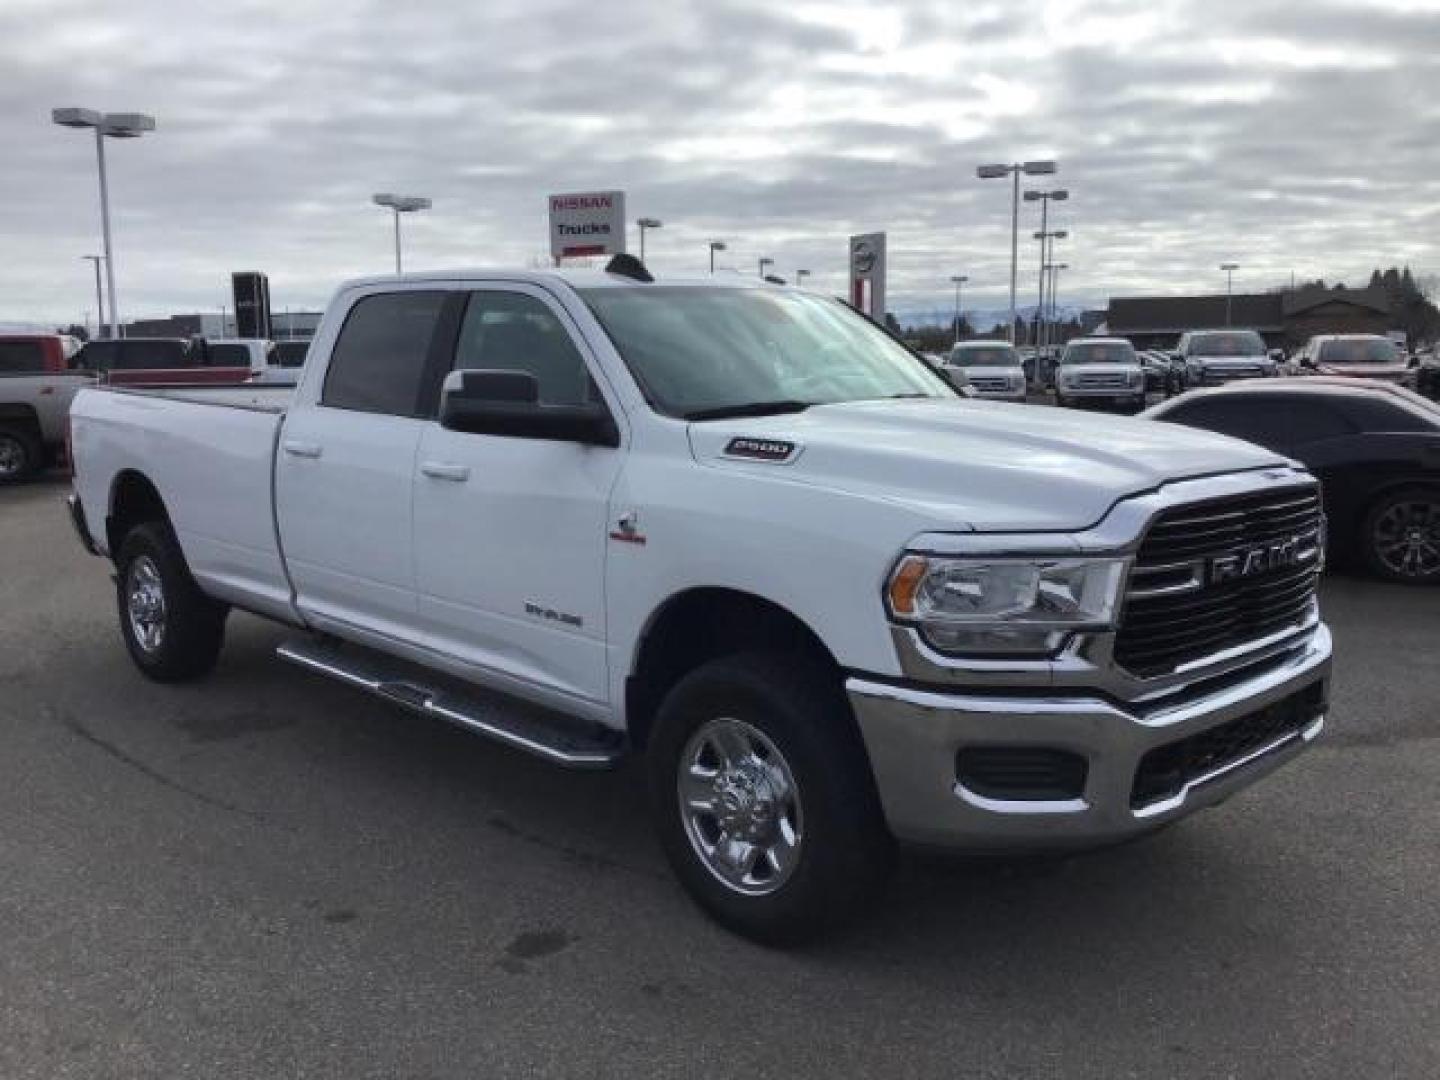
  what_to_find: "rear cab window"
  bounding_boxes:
[321,291,449,417]
[0,340,45,373]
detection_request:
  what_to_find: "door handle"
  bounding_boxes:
[282,440,323,459]
[420,461,471,482]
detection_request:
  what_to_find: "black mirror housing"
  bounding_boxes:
[439,369,619,447]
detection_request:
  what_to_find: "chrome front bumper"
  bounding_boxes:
[848,623,1331,849]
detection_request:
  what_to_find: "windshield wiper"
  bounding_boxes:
[682,400,814,421]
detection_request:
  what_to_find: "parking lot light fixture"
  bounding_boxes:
[1025,188,1069,350]
[1221,263,1241,325]
[978,160,1059,343]
[707,240,727,273]
[1046,262,1070,337]
[81,255,105,335]
[373,193,431,274]
[52,107,157,339]
[637,217,663,262]
[949,275,969,343]
[795,269,811,287]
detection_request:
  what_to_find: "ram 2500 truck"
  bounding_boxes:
[68,265,1332,943]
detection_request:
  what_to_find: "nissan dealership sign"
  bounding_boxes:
[849,232,887,319]
[549,190,626,260]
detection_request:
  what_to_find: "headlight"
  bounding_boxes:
[887,555,1127,656]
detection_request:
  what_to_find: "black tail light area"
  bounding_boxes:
[956,747,1088,801]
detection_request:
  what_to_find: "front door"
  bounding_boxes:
[411,286,624,709]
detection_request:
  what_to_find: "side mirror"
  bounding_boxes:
[1268,349,1284,363]
[439,369,619,447]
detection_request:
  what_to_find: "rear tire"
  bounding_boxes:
[115,522,229,681]
[648,653,894,945]
[1361,487,1440,584]
[0,426,40,484]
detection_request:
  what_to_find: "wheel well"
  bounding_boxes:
[0,404,42,441]
[625,588,841,749]
[106,470,170,557]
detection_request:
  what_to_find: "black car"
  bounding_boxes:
[1146,378,1440,583]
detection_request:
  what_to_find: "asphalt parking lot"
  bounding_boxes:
[2,474,1437,1079]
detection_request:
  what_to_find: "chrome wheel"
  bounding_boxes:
[678,718,804,897]
[0,433,25,478]
[126,555,167,653]
[1372,498,1440,580]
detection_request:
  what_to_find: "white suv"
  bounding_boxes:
[943,341,1027,401]
[1054,337,1146,410]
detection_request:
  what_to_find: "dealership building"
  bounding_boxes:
[1102,286,1392,350]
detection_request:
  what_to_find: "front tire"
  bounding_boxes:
[648,653,894,945]
[1361,487,1440,584]
[116,522,229,681]
[0,426,40,484]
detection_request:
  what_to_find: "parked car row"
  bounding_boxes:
[0,331,309,481]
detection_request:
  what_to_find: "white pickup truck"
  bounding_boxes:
[69,264,1333,943]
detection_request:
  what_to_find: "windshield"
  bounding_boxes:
[1188,331,1266,357]
[1061,342,1136,365]
[947,344,1021,367]
[1319,338,1401,365]
[579,286,953,418]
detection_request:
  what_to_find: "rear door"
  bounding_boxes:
[410,285,624,708]
[275,288,451,639]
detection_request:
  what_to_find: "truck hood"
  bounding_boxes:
[687,398,1288,532]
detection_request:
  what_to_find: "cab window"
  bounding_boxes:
[451,291,593,406]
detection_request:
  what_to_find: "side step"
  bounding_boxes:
[277,637,624,769]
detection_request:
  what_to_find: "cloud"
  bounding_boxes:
[1,0,1436,327]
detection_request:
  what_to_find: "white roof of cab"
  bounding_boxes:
[337,268,773,292]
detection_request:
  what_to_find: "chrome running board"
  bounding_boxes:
[277,637,624,769]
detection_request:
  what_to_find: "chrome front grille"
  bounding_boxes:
[968,376,1016,393]
[1203,366,1264,382]
[1073,372,1130,389]
[1115,486,1323,678]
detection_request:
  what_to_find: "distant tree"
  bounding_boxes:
[883,312,903,335]
[58,323,88,341]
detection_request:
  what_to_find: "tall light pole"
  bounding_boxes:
[977,159,1057,343]
[636,217,663,262]
[81,255,105,337]
[52,108,156,339]
[1033,228,1068,348]
[949,274,969,343]
[1024,188,1068,349]
[795,269,811,287]
[1047,262,1070,340]
[372,193,431,274]
[1220,262,1240,326]
[708,240,727,273]
[758,257,774,279]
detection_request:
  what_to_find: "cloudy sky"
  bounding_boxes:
[2,0,1439,329]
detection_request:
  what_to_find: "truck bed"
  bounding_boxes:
[69,383,299,623]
